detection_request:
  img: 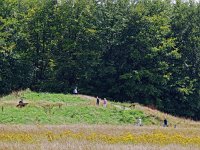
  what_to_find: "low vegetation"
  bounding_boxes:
[0,124,200,150]
[0,90,200,128]
[0,90,200,149]
[0,90,152,125]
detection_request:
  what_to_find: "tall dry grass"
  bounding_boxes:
[0,124,199,150]
[0,141,199,150]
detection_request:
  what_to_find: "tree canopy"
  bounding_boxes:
[0,0,200,120]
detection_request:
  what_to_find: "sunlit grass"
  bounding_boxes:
[0,90,152,125]
[0,90,200,149]
[0,125,199,150]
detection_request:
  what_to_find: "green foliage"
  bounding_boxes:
[0,105,151,125]
[0,0,200,120]
[0,91,151,125]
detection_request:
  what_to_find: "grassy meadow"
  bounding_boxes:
[0,90,200,150]
[0,124,200,150]
[0,90,153,125]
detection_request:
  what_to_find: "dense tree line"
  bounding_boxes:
[0,0,200,120]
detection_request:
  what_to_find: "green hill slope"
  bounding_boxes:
[0,90,199,127]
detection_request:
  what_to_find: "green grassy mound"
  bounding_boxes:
[0,90,156,125]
